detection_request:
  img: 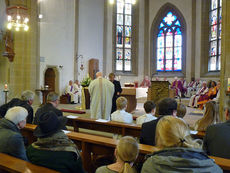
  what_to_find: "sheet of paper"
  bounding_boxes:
[95,119,109,123]
[190,130,198,135]
[62,130,71,134]
[67,115,78,119]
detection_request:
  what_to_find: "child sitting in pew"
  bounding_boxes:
[96,136,139,173]
[194,101,219,131]
[136,101,157,125]
[111,97,133,124]
[177,103,187,119]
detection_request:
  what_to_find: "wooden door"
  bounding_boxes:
[88,59,99,80]
[44,68,55,91]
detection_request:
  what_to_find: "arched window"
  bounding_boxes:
[156,12,183,72]
[209,0,222,71]
[115,0,133,73]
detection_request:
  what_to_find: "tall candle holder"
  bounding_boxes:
[3,84,9,104]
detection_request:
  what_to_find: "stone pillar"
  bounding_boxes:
[219,0,230,121]
[6,0,39,98]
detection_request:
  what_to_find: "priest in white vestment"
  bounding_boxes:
[73,80,81,103]
[65,80,78,104]
[89,72,114,120]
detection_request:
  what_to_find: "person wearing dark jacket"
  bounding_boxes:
[0,90,34,123]
[203,103,230,159]
[140,98,177,146]
[141,116,222,173]
[0,107,28,161]
[109,73,122,113]
[33,92,63,124]
[27,111,85,173]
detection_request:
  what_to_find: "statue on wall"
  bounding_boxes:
[2,31,15,62]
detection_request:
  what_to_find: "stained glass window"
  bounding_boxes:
[115,0,133,72]
[209,0,222,71]
[156,12,183,72]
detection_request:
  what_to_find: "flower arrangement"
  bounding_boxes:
[81,74,92,87]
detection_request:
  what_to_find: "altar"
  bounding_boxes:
[120,87,148,113]
[81,87,147,113]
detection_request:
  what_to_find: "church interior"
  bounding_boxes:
[0,0,230,172]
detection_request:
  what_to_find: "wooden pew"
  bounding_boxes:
[66,116,142,137]
[21,124,230,173]
[0,153,58,173]
[66,116,206,139]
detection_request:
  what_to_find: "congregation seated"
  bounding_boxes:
[33,92,67,129]
[73,80,81,104]
[111,97,133,124]
[189,81,208,108]
[26,111,85,173]
[0,107,28,161]
[141,116,222,172]
[140,76,151,88]
[186,77,196,97]
[203,100,230,159]
[195,78,202,90]
[0,90,34,123]
[171,77,183,97]
[176,103,187,119]
[140,98,177,146]
[65,80,79,104]
[96,136,139,173]
[136,101,157,125]
[213,81,221,103]
[180,77,187,97]
[197,81,219,109]
[194,101,219,131]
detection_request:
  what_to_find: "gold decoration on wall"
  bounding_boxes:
[2,31,15,62]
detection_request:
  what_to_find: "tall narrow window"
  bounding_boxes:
[209,0,222,71]
[156,12,183,72]
[115,0,133,72]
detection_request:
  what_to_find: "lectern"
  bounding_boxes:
[148,81,170,103]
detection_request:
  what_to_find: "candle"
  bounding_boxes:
[4,84,8,91]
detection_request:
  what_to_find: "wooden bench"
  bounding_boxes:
[66,116,142,137]
[21,124,230,173]
[65,116,206,139]
[0,153,58,173]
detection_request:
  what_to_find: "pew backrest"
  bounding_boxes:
[0,153,58,173]
[21,124,230,173]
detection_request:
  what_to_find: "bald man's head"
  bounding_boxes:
[96,72,102,78]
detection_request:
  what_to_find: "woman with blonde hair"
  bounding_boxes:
[141,116,222,173]
[194,101,219,131]
[96,136,139,173]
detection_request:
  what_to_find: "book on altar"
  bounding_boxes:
[67,115,78,119]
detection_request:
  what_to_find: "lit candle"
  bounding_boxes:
[4,84,8,91]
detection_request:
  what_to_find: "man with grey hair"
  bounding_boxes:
[0,106,28,161]
[89,72,114,120]
[0,90,34,123]
[33,92,65,129]
[203,99,230,159]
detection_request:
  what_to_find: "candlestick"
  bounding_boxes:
[4,84,8,91]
